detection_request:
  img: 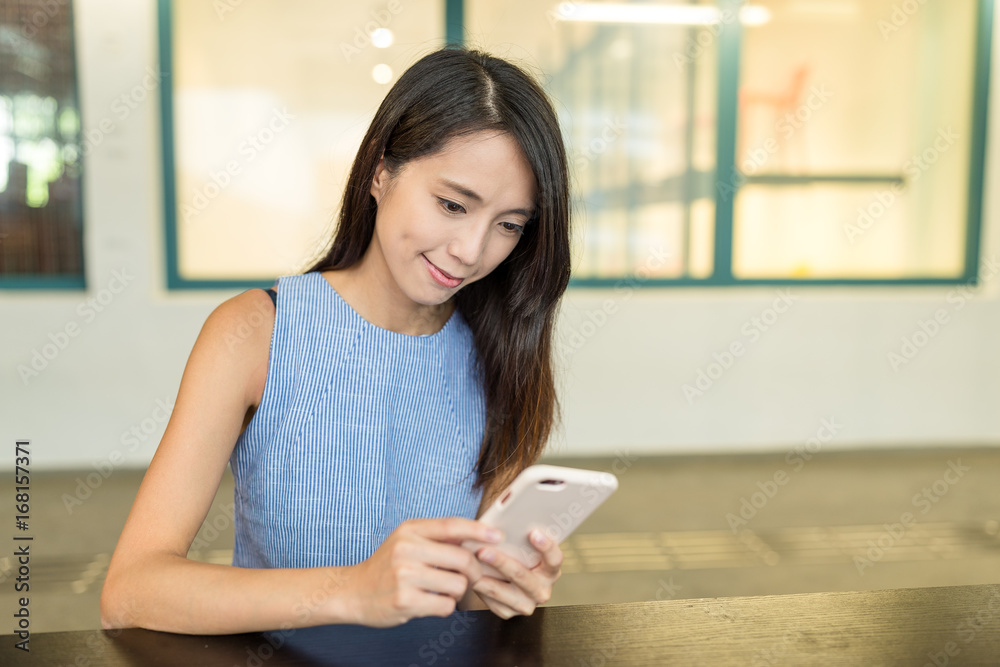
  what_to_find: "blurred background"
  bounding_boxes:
[0,0,998,634]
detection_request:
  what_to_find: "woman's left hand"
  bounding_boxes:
[468,529,563,618]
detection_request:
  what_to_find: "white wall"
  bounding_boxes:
[1,0,998,471]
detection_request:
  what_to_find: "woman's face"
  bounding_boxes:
[369,130,537,307]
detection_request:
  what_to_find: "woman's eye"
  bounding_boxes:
[500,221,524,235]
[439,198,465,214]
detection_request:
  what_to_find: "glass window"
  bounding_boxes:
[465,0,990,285]
[467,0,720,280]
[733,0,980,279]
[162,0,990,287]
[164,0,444,285]
[0,0,85,287]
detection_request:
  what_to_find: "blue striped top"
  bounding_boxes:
[229,271,486,569]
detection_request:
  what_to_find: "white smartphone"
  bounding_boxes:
[461,464,618,580]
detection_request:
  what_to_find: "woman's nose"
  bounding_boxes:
[447,221,491,267]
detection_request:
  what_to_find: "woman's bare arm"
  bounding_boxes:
[101,288,503,633]
[100,289,359,634]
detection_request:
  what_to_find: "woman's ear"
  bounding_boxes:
[370,156,388,204]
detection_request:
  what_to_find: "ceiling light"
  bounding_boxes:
[372,64,393,85]
[554,2,771,26]
[371,28,393,48]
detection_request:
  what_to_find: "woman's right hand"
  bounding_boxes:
[342,517,503,627]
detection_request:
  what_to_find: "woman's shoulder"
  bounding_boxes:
[208,286,277,334]
[196,287,277,406]
[212,273,313,327]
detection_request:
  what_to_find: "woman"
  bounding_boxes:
[101,46,572,634]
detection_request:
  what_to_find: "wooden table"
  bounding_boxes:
[7,583,999,666]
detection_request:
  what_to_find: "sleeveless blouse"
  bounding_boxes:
[229,272,486,569]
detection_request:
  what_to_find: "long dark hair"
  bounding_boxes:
[302,47,571,502]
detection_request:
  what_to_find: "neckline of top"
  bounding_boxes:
[295,271,459,341]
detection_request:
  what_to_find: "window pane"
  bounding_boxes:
[732,0,978,279]
[466,0,720,280]
[0,0,84,280]
[170,0,443,281]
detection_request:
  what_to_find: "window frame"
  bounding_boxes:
[0,1,87,291]
[564,0,994,288]
[158,0,994,290]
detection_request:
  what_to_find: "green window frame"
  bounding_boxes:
[159,0,994,289]
[0,1,86,291]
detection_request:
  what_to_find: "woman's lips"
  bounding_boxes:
[422,254,463,288]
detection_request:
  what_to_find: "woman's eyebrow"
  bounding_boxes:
[437,177,535,219]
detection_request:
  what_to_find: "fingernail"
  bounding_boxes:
[487,528,503,542]
[480,549,496,563]
[532,530,548,547]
